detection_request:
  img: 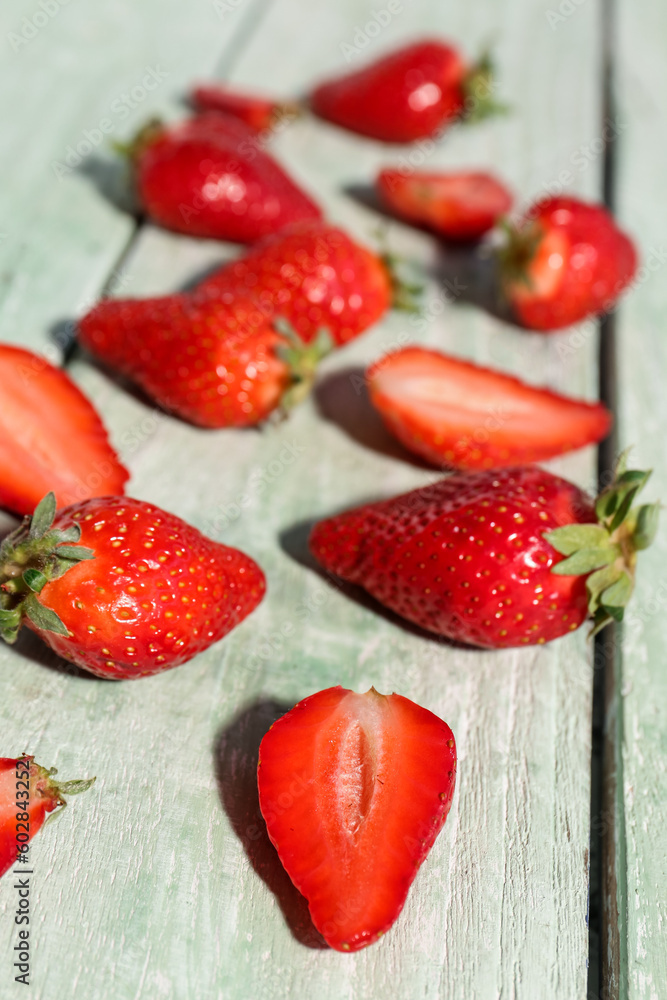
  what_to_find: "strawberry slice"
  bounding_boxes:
[367,347,611,468]
[1,756,95,879]
[257,686,457,952]
[377,169,512,240]
[0,345,128,517]
[191,84,299,132]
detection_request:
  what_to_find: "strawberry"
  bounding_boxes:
[499,196,637,331]
[0,492,265,679]
[191,84,299,132]
[0,345,128,518]
[258,685,456,951]
[376,169,512,241]
[309,458,658,648]
[125,113,321,243]
[195,223,396,347]
[1,756,95,879]
[311,41,500,143]
[78,294,330,427]
[367,346,611,469]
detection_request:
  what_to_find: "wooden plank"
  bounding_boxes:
[605,3,667,997]
[0,1,605,998]
[0,0,266,355]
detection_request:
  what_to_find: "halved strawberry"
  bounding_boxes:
[377,169,512,240]
[1,756,95,879]
[191,84,299,132]
[0,345,128,517]
[367,347,611,468]
[258,686,456,952]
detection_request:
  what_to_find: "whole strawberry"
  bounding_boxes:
[311,40,500,143]
[310,459,657,648]
[79,294,330,427]
[1,756,95,879]
[500,196,637,330]
[126,113,321,243]
[195,223,396,346]
[0,344,128,517]
[0,493,265,679]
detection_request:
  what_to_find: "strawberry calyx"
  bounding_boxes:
[112,118,164,163]
[0,493,95,644]
[461,53,509,124]
[273,319,334,413]
[21,755,96,828]
[496,217,544,290]
[544,452,660,636]
[380,251,423,313]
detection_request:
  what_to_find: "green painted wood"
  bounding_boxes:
[0,1,607,998]
[606,4,667,997]
[0,0,265,356]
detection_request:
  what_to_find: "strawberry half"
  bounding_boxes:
[191,84,299,132]
[0,345,128,517]
[126,113,321,243]
[499,196,638,331]
[311,40,500,143]
[1,755,95,879]
[367,347,611,468]
[0,493,265,679]
[195,223,395,347]
[257,686,456,951]
[79,294,330,427]
[377,169,512,241]
[310,458,657,648]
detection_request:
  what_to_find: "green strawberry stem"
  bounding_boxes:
[24,757,97,829]
[544,451,660,636]
[381,252,423,313]
[273,320,334,413]
[112,118,164,163]
[0,494,95,643]
[461,53,510,124]
[495,217,544,291]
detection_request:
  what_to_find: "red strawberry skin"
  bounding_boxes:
[506,196,637,330]
[0,757,67,878]
[134,113,321,243]
[0,345,128,517]
[195,223,392,346]
[310,467,596,648]
[367,347,611,468]
[258,686,456,951]
[377,169,512,240]
[311,40,467,142]
[78,295,289,428]
[30,496,265,679]
[191,85,295,132]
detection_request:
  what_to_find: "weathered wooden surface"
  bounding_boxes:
[0,1,607,998]
[608,2,667,996]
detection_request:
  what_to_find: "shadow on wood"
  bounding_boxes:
[313,365,429,467]
[279,516,477,652]
[213,697,328,950]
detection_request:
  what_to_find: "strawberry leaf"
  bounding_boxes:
[23,595,69,636]
[551,546,617,576]
[586,564,623,614]
[544,523,609,555]
[22,568,48,593]
[633,503,660,550]
[28,493,57,540]
[600,571,633,610]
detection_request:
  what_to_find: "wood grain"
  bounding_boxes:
[607,1,667,996]
[0,1,607,997]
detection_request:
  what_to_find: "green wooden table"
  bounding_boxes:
[0,1,664,998]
